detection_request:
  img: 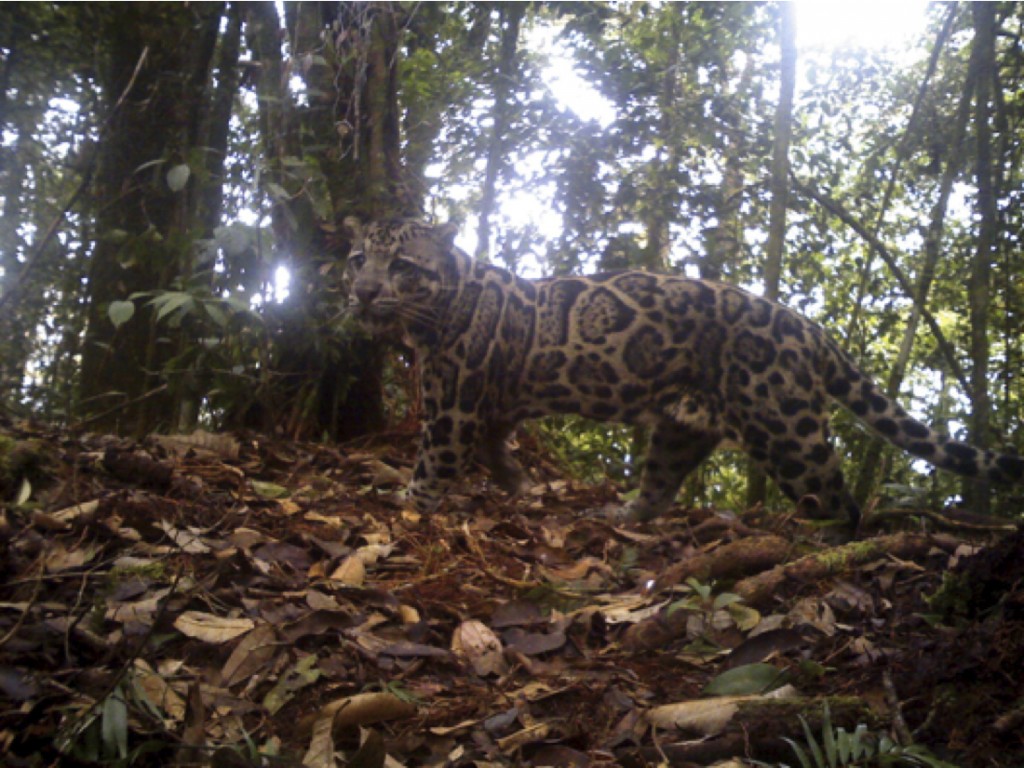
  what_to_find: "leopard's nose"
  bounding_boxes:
[353,281,381,306]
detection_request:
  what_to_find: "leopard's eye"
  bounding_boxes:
[390,257,417,275]
[348,252,366,271]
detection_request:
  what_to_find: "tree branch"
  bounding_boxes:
[791,176,971,395]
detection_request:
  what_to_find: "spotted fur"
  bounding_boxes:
[344,218,1024,527]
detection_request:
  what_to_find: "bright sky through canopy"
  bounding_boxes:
[793,0,930,51]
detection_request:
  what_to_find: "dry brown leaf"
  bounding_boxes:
[356,542,393,564]
[221,623,279,687]
[451,620,501,657]
[173,611,255,643]
[106,587,173,625]
[539,522,566,549]
[595,596,669,625]
[306,590,343,611]
[304,510,343,528]
[31,510,71,532]
[365,459,410,487]
[451,619,506,676]
[179,680,207,752]
[156,520,212,554]
[277,499,303,516]
[398,604,421,624]
[825,580,875,616]
[298,692,416,736]
[133,659,187,724]
[400,509,422,526]
[538,556,609,582]
[44,542,100,572]
[329,554,366,586]
[428,718,480,736]
[49,499,101,524]
[302,712,335,768]
[495,722,551,753]
[151,430,240,459]
[503,628,566,656]
[228,527,274,549]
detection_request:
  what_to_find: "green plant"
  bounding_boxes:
[531,415,635,484]
[752,704,960,768]
[669,578,760,632]
[56,680,133,764]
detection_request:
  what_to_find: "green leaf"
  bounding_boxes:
[266,181,290,200]
[835,728,852,764]
[203,300,229,328]
[166,163,191,192]
[712,591,743,610]
[850,723,872,760]
[148,291,195,322]
[101,689,128,759]
[666,595,701,616]
[726,602,761,631]
[783,737,815,768]
[685,577,712,600]
[251,480,289,499]
[702,663,788,696]
[822,704,837,768]
[262,654,321,715]
[108,300,135,328]
[800,714,826,768]
[897,745,961,768]
[224,295,252,314]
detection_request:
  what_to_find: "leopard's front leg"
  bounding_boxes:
[406,413,481,512]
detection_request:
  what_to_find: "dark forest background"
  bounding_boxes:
[2,1,1023,517]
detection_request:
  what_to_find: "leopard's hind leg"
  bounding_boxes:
[618,421,721,522]
[737,407,861,528]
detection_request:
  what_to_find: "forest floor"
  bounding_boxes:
[1,420,1023,768]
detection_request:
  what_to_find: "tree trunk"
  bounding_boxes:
[964,2,997,514]
[78,3,222,435]
[195,2,242,240]
[476,3,524,261]
[747,2,795,510]
[703,49,752,282]
[236,2,419,440]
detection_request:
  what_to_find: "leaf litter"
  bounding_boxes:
[0,422,1022,766]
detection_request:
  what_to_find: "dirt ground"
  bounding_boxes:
[1,421,1022,767]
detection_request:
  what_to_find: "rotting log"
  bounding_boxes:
[655,534,793,592]
[733,533,956,607]
[621,695,881,766]
[624,536,792,651]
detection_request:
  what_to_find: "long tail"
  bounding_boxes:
[822,340,1024,484]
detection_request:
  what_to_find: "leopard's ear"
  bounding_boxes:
[342,216,364,241]
[435,221,460,248]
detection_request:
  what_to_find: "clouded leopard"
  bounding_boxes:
[343,218,1024,527]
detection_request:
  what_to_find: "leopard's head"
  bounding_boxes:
[344,218,462,341]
